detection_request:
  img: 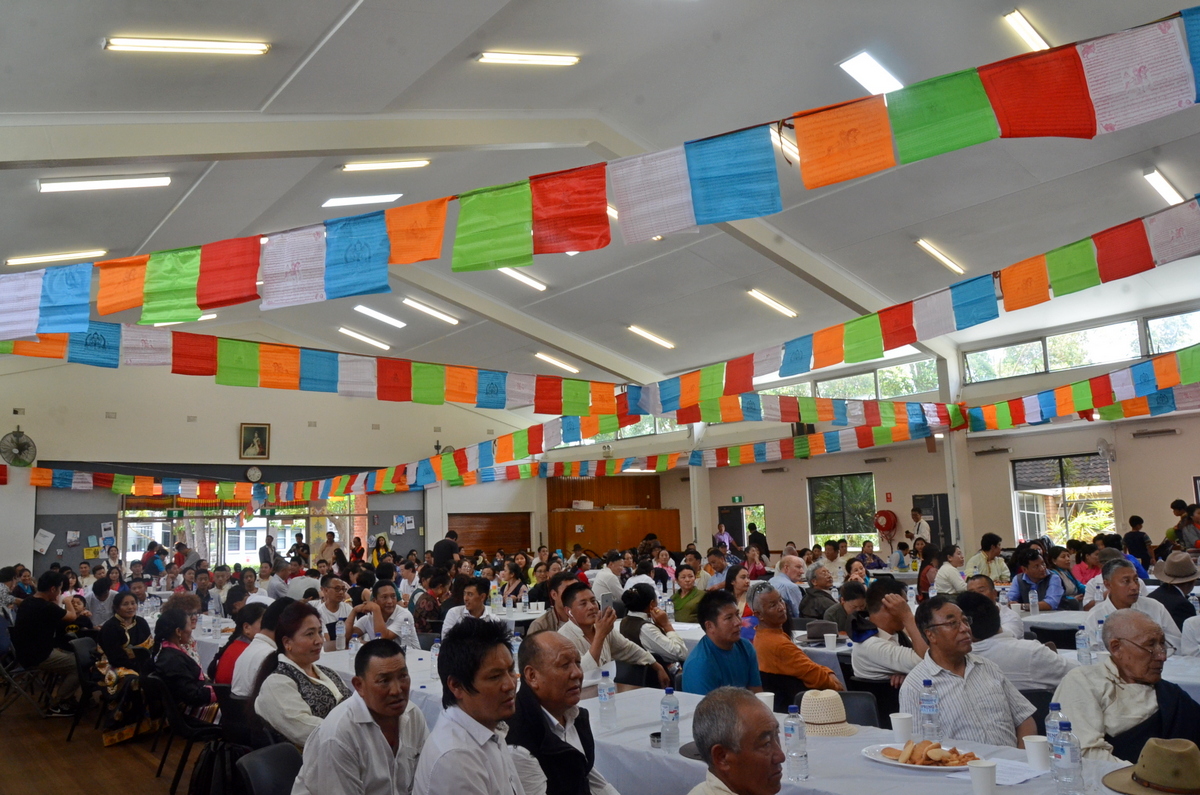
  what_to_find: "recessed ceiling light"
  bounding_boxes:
[628,325,675,349]
[341,160,430,172]
[322,194,402,208]
[839,52,904,94]
[338,327,390,351]
[354,305,407,329]
[7,249,107,266]
[535,352,580,373]
[606,205,619,220]
[1003,10,1050,51]
[104,37,270,55]
[477,52,579,66]
[566,251,580,257]
[498,267,547,291]
[916,239,965,275]
[402,298,459,325]
[650,235,664,242]
[747,289,797,318]
[1144,168,1186,206]
[38,175,171,193]
[769,126,800,160]
[154,313,217,328]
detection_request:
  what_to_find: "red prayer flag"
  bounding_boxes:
[779,396,800,423]
[171,332,218,376]
[197,236,261,309]
[506,466,521,481]
[863,401,881,427]
[723,354,754,396]
[1008,398,1026,426]
[198,481,217,499]
[879,302,917,349]
[1093,219,1155,283]
[715,448,729,467]
[92,472,114,490]
[530,163,611,254]
[527,425,544,455]
[0,464,6,485]
[977,45,1096,139]
[616,393,642,427]
[779,438,795,459]
[453,449,469,473]
[1090,374,1114,407]
[855,426,875,448]
[675,404,702,424]
[377,358,413,402]
[534,375,564,415]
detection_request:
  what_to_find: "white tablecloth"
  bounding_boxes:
[1056,649,1200,702]
[1022,610,1090,630]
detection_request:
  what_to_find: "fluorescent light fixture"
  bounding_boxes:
[566,251,580,256]
[1144,168,1186,206]
[354,305,407,329]
[104,37,269,55]
[839,52,904,94]
[338,327,390,351]
[498,267,547,291]
[916,238,965,275]
[769,126,800,160]
[622,468,655,473]
[402,298,459,325]
[650,235,664,242]
[535,352,580,373]
[606,205,619,220]
[7,249,107,266]
[628,325,675,349]
[341,160,430,172]
[1003,10,1049,51]
[477,52,579,66]
[38,175,171,193]
[747,289,797,318]
[154,313,217,328]
[322,194,401,208]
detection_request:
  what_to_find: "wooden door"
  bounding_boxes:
[448,512,532,556]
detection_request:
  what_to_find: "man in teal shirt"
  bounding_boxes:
[682,590,763,695]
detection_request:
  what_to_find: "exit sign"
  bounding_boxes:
[731,496,743,504]
[166,510,183,518]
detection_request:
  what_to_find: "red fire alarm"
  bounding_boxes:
[885,492,892,502]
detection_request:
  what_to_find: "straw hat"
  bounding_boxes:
[1153,551,1199,585]
[1102,738,1200,795]
[799,690,858,737]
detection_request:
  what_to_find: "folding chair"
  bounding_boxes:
[66,636,107,741]
[0,615,45,717]
[143,673,223,795]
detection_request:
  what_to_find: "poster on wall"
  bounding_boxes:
[83,546,102,559]
[100,521,115,547]
[33,528,55,555]
[66,531,80,547]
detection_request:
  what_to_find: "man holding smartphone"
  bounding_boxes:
[557,581,670,687]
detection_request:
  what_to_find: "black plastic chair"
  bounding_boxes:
[673,669,683,691]
[143,672,224,795]
[65,637,105,741]
[837,690,881,728]
[213,683,260,747]
[611,601,628,619]
[873,572,896,581]
[417,633,438,651]
[235,742,304,795]
[760,671,806,713]
[0,615,44,717]
[1030,626,1077,650]
[847,676,900,728]
[614,661,657,687]
[1020,689,1054,736]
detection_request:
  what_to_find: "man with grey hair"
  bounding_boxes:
[1053,609,1200,762]
[688,686,784,795]
[768,556,805,618]
[1083,558,1180,651]
[751,583,841,693]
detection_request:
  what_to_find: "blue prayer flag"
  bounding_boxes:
[967,407,987,432]
[823,431,841,453]
[950,275,999,330]
[1130,361,1158,398]
[479,468,496,483]
[319,479,333,499]
[780,335,813,376]
[1148,388,1177,416]
[832,400,848,426]
[753,442,768,463]
[67,321,121,368]
[685,126,782,225]
[1183,7,1200,101]
[477,442,494,470]
[300,349,339,393]
[689,450,704,467]
[38,263,93,334]
[740,393,762,422]
[476,370,508,409]
[1038,390,1058,418]
[659,377,682,414]
[52,469,73,489]
[561,416,582,444]
[324,211,392,300]
[906,403,928,427]
[161,478,181,496]
[416,459,436,486]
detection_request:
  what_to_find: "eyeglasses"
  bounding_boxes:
[1120,638,1175,656]
[926,616,973,631]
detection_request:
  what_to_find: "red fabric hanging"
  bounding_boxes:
[675,404,702,424]
[1090,374,1115,407]
[526,425,545,455]
[723,354,754,396]
[879,302,917,349]
[977,45,1096,139]
[1007,398,1026,426]
[377,358,413,402]
[855,426,875,448]
[171,332,218,376]
[1093,220,1155,283]
[778,396,800,423]
[197,236,262,309]
[530,163,612,254]
[534,375,564,415]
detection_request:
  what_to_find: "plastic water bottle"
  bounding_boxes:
[521,589,529,612]
[1052,720,1084,795]
[784,705,809,781]
[665,596,675,621]
[598,671,617,728]
[429,637,441,679]
[336,618,347,650]
[907,585,917,607]
[347,635,360,655]
[928,583,937,601]
[831,584,840,602]
[1075,626,1094,665]
[1044,702,1064,747]
[918,679,941,742]
[660,687,680,754]
[998,588,1010,607]
[1189,593,1199,614]
[1093,619,1105,650]
[510,631,522,669]
[1029,593,1040,616]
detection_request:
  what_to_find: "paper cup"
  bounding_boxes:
[967,760,997,795]
[890,713,913,744]
[756,691,775,712]
[824,633,837,649]
[1024,735,1050,771]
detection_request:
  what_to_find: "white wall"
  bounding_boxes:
[0,467,37,568]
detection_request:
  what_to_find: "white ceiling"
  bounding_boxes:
[3,0,1199,392]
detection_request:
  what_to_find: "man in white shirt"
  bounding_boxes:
[267,558,294,600]
[590,552,625,603]
[78,562,95,589]
[442,577,505,637]
[966,574,1024,638]
[211,565,233,608]
[964,533,1010,583]
[288,567,322,601]
[351,580,419,650]
[1084,559,1181,652]
[396,562,418,602]
[413,618,526,795]
[232,597,293,697]
[682,551,711,591]
[807,540,842,577]
[687,687,784,795]
[128,577,162,618]
[316,531,342,565]
[907,508,931,544]
[507,631,620,795]
[557,582,669,687]
[316,574,353,650]
[293,639,428,795]
[957,592,1076,692]
[852,579,929,686]
[768,555,805,619]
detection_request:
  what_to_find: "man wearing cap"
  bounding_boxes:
[1145,551,1197,630]
[688,687,783,795]
[1084,559,1181,652]
[1054,609,1200,762]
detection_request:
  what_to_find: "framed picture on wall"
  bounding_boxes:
[240,423,270,460]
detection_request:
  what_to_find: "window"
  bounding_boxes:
[761,381,813,397]
[1047,321,1140,371]
[878,358,939,398]
[808,473,877,548]
[1011,454,1113,544]
[965,341,1045,383]
[655,417,679,433]
[617,415,654,439]
[1148,310,1200,354]
[816,373,876,400]
[227,530,241,552]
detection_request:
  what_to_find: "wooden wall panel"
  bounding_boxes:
[448,512,531,556]
[546,476,661,511]
[548,509,680,556]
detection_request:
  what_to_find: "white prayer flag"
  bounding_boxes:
[71,472,93,491]
[1023,395,1042,424]
[0,270,45,340]
[336,354,377,398]
[465,445,480,473]
[1144,200,1200,265]
[1110,368,1136,401]
[608,147,698,244]
[542,419,562,451]
[913,289,957,339]
[638,382,663,415]
[753,346,783,377]
[506,373,536,408]
[839,428,859,449]
[121,324,173,366]
[702,449,718,467]
[259,225,327,311]
[179,480,199,499]
[1174,383,1200,412]
[760,395,782,422]
[764,440,782,461]
[847,401,865,427]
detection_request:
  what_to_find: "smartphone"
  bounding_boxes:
[599,592,614,614]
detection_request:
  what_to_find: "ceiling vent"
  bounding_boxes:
[974,447,1012,457]
[1131,428,1179,439]
[863,456,891,464]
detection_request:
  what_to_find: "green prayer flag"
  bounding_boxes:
[379,468,396,494]
[111,474,134,494]
[411,362,445,405]
[598,414,618,434]
[793,436,810,459]
[512,429,529,460]
[877,401,896,427]
[699,364,725,401]
[0,341,13,355]
[1045,239,1100,296]
[946,404,964,429]
[217,482,236,500]
[995,402,1013,429]
[887,69,1000,165]
[440,452,459,482]
[518,463,533,479]
[727,446,741,466]
[843,314,885,363]
[872,426,891,446]
[654,456,669,472]
[797,397,817,423]
[605,460,619,476]
[1071,381,1094,411]
[1097,402,1125,421]
[562,379,590,416]
[216,339,260,387]
[452,181,534,272]
[1178,343,1200,385]
[139,246,202,325]
[446,475,465,488]
[699,399,722,423]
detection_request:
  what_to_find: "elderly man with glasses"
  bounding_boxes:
[899,596,1036,748]
[1053,609,1200,762]
[1083,558,1182,652]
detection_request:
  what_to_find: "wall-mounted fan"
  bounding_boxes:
[0,426,37,467]
[1098,438,1115,464]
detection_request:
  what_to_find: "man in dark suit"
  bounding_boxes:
[746,523,769,560]
[258,535,275,566]
[1147,551,1197,630]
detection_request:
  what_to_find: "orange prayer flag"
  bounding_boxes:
[133,476,156,496]
[495,435,515,463]
[815,398,835,422]
[1122,396,1151,417]
[999,254,1051,312]
[258,344,301,390]
[385,197,451,264]
[579,415,601,439]
[812,325,845,369]
[719,395,744,423]
[679,370,701,410]
[1054,385,1075,416]
[590,382,617,415]
[891,424,911,443]
[29,468,53,487]
[234,482,253,501]
[808,434,827,455]
[462,471,478,486]
[792,96,897,190]
[982,404,998,429]
[1153,354,1182,390]
[445,366,479,404]
[95,255,149,315]
[740,444,755,463]
[13,334,68,359]
[429,456,443,481]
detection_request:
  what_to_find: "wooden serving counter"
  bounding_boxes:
[548,508,680,554]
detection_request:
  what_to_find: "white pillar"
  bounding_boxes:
[937,354,973,547]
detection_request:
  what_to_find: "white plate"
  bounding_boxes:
[860,744,976,771]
